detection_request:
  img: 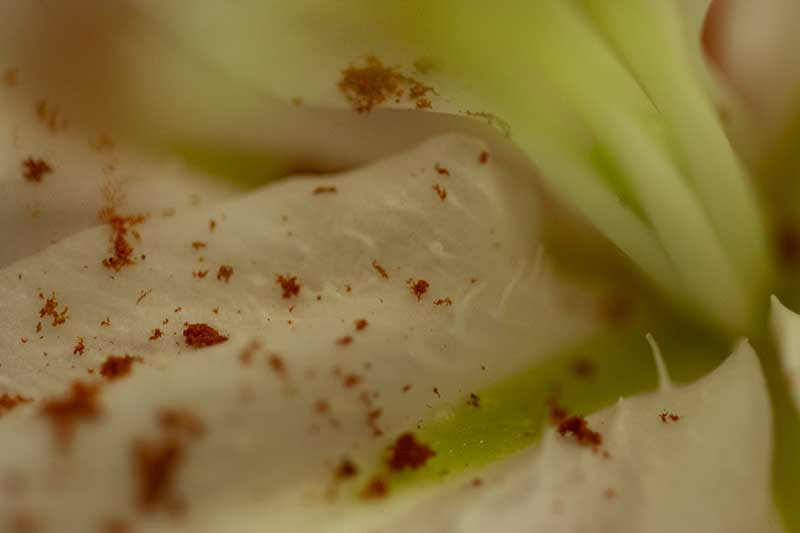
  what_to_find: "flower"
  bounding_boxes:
[0,1,799,532]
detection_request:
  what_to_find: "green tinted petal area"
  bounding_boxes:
[390,0,772,336]
[339,337,782,533]
[110,1,773,336]
[363,303,800,531]
[768,299,800,530]
[368,309,730,490]
[0,135,616,532]
[168,142,291,190]
[764,361,800,531]
[704,0,800,169]
[582,0,772,316]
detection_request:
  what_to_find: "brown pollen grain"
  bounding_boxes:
[407,279,430,301]
[183,323,228,349]
[100,355,142,380]
[371,260,389,279]
[275,274,301,299]
[0,394,33,417]
[387,432,436,471]
[72,337,85,356]
[216,265,233,283]
[557,415,603,447]
[40,381,101,450]
[22,158,52,183]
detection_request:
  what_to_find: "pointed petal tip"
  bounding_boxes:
[645,333,673,391]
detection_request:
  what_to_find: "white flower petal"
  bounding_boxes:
[0,97,238,267]
[0,0,508,173]
[312,340,782,533]
[704,0,800,152]
[770,296,800,413]
[0,135,611,532]
[1,1,774,334]
[111,0,775,335]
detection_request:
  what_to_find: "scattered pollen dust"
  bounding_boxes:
[338,56,435,113]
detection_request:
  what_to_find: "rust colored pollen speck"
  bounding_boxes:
[22,157,53,183]
[268,354,287,377]
[38,291,69,327]
[466,393,480,408]
[100,355,142,380]
[133,437,185,514]
[40,381,101,450]
[99,208,147,272]
[549,403,568,425]
[338,56,434,113]
[335,458,359,481]
[371,259,389,279]
[361,476,389,500]
[659,412,681,423]
[133,408,205,516]
[312,186,337,195]
[0,393,33,416]
[275,274,301,299]
[72,337,86,355]
[238,340,261,366]
[216,264,233,283]
[343,373,362,388]
[367,407,384,437]
[336,335,353,347]
[158,408,206,439]
[557,415,603,447]
[387,432,436,471]
[183,323,228,348]
[407,278,430,301]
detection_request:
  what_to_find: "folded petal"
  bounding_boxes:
[0,0,508,174]
[0,98,239,268]
[313,340,782,533]
[704,0,800,155]
[105,0,773,335]
[0,135,616,532]
[770,296,800,412]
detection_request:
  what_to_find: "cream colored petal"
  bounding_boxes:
[770,296,800,413]
[298,341,781,533]
[0,135,609,532]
